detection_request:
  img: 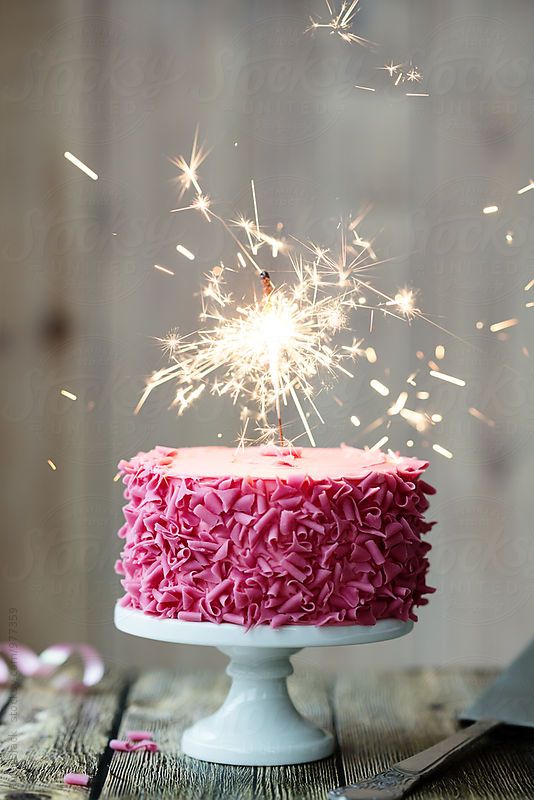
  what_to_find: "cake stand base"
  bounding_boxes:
[115,604,413,766]
[182,644,333,765]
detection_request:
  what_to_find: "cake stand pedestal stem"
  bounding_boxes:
[181,645,335,766]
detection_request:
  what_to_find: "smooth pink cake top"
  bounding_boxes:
[116,445,435,628]
[120,444,430,481]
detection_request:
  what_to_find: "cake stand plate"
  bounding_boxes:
[115,604,412,766]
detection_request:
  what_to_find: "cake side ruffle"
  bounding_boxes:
[115,453,435,628]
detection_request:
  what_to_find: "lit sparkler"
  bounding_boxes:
[137,258,357,447]
[388,287,418,320]
[137,131,468,451]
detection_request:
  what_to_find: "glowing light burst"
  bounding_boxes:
[359,60,429,97]
[305,0,374,47]
[169,126,210,199]
[379,60,423,85]
[388,287,419,320]
[137,131,465,450]
[137,262,357,447]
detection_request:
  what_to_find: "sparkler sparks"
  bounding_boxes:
[399,408,427,432]
[405,65,423,83]
[489,318,519,333]
[387,391,408,416]
[176,244,195,260]
[138,130,476,453]
[389,288,418,319]
[170,126,210,198]
[429,369,466,387]
[369,436,389,452]
[137,247,362,445]
[154,264,175,276]
[370,435,389,451]
[305,0,374,47]
[64,151,98,180]
[432,443,453,459]
[370,379,390,397]
[380,61,403,77]
[356,60,428,96]
[468,407,496,428]
[380,61,422,84]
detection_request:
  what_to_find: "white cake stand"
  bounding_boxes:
[115,604,412,766]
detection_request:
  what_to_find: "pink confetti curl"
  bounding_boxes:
[64,772,91,787]
[110,738,159,753]
[0,642,105,691]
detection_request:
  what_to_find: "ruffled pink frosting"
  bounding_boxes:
[115,445,436,628]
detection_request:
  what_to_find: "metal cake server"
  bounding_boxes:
[329,638,534,800]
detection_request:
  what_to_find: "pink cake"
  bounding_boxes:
[115,445,436,628]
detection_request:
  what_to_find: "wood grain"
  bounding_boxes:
[99,665,338,800]
[0,667,533,798]
[334,668,534,799]
[0,670,129,800]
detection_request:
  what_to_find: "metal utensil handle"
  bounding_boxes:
[396,717,499,775]
[329,719,499,800]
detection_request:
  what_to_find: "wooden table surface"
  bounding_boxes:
[0,666,532,799]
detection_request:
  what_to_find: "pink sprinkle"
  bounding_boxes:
[137,740,159,752]
[110,738,133,751]
[126,729,154,741]
[64,772,91,787]
[110,738,158,753]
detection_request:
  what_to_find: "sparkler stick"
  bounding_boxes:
[260,270,284,446]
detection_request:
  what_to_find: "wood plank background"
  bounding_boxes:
[0,667,532,798]
[2,0,534,677]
